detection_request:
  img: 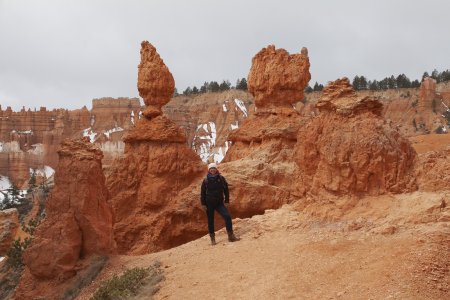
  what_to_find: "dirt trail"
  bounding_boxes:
[77,192,449,300]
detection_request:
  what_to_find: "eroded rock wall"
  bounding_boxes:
[15,138,114,300]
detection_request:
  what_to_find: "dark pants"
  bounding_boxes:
[206,203,233,234]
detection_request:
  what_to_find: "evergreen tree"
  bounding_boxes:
[305,85,313,93]
[192,86,199,94]
[411,79,420,88]
[209,81,220,92]
[313,82,323,91]
[236,78,247,91]
[183,87,192,96]
[388,75,397,89]
[173,87,179,97]
[352,76,360,90]
[422,72,429,82]
[359,76,368,90]
[369,80,380,91]
[431,69,439,82]
[219,80,231,91]
[379,78,389,90]
[396,74,411,88]
[200,82,208,93]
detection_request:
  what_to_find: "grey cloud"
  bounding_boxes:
[0,0,449,110]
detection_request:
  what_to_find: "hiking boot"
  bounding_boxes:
[227,231,240,242]
[209,233,216,245]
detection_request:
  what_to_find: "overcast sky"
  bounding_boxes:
[0,0,449,110]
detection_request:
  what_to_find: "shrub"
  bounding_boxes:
[21,217,42,235]
[91,262,163,300]
[61,255,108,300]
[6,237,32,269]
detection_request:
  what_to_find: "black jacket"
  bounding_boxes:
[201,174,229,206]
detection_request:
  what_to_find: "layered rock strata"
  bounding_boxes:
[15,138,114,299]
[107,41,205,254]
[295,78,417,198]
[220,45,311,215]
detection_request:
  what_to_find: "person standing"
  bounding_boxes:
[201,163,240,245]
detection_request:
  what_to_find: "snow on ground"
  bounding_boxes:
[103,127,124,139]
[30,166,55,179]
[131,111,135,125]
[0,175,11,190]
[0,257,4,262]
[16,130,33,135]
[230,121,239,130]
[223,102,228,112]
[234,98,248,117]
[194,121,231,163]
[82,128,97,143]
[27,143,44,155]
[195,122,217,162]
[0,141,21,153]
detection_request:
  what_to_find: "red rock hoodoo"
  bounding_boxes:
[107,41,205,255]
[248,45,311,109]
[15,138,114,300]
[138,41,175,119]
[295,78,417,198]
[221,45,311,215]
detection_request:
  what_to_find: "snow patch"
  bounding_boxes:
[82,128,97,143]
[103,127,124,139]
[27,143,44,155]
[30,166,54,179]
[0,257,4,262]
[230,121,239,130]
[0,175,11,190]
[131,111,135,125]
[234,99,248,117]
[223,103,228,112]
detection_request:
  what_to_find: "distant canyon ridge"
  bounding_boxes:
[0,79,449,188]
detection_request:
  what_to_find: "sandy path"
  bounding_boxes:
[77,195,449,300]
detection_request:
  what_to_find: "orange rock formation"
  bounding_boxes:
[138,41,175,119]
[248,45,310,109]
[295,78,417,197]
[15,138,114,299]
[221,45,311,216]
[107,41,205,254]
[0,208,19,255]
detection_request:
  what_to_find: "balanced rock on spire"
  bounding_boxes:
[248,45,311,109]
[138,41,175,119]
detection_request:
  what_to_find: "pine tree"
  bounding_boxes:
[359,76,368,90]
[209,81,220,92]
[219,80,231,91]
[422,72,429,82]
[352,76,360,90]
[192,86,199,94]
[183,87,192,96]
[305,85,313,93]
[236,78,247,91]
[200,82,208,93]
